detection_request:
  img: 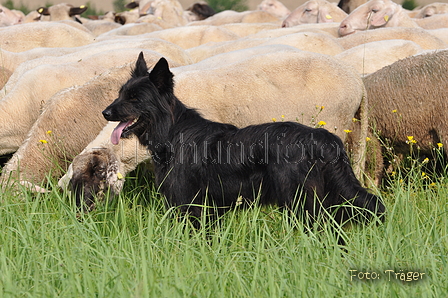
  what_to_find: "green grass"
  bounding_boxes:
[0,165,447,297]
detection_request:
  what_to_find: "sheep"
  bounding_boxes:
[59,48,370,199]
[415,13,448,30]
[0,21,96,52]
[336,0,367,14]
[82,19,122,37]
[335,39,423,75]
[337,27,448,50]
[338,0,420,37]
[363,50,448,169]
[0,52,175,187]
[0,4,23,26]
[36,3,88,22]
[136,25,240,49]
[427,28,448,44]
[1,37,191,92]
[282,0,348,28]
[95,22,163,38]
[186,29,343,62]
[257,0,291,19]
[413,2,448,18]
[0,48,185,157]
[147,0,189,27]
[219,22,282,37]
[188,10,281,26]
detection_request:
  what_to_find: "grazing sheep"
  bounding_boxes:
[282,0,347,28]
[335,39,423,75]
[257,0,291,19]
[337,27,448,50]
[187,31,343,63]
[413,2,448,18]
[82,19,122,36]
[60,49,370,200]
[0,4,23,25]
[415,14,448,30]
[36,3,88,22]
[363,50,448,160]
[338,0,419,37]
[95,22,163,37]
[188,10,281,26]
[0,21,95,52]
[140,25,240,49]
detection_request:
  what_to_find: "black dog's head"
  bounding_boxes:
[102,52,175,145]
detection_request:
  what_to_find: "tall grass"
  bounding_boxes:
[0,161,446,297]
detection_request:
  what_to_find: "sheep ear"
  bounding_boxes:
[370,7,395,26]
[148,57,174,92]
[37,7,50,15]
[131,52,148,78]
[317,7,335,23]
[69,5,88,17]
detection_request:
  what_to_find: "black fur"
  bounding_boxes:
[103,53,385,229]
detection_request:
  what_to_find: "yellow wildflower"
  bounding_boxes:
[317,121,326,126]
[422,158,429,164]
[406,136,417,144]
[46,130,52,135]
[437,143,443,148]
[366,137,371,142]
[117,172,124,180]
[281,115,285,119]
[392,109,397,113]
[430,182,436,187]
[39,140,47,144]
[352,118,359,122]
[344,129,352,133]
[272,118,276,122]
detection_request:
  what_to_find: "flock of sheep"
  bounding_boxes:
[0,0,447,199]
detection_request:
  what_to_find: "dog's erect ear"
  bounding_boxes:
[132,52,148,78]
[148,57,174,92]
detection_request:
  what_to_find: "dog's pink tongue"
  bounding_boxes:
[111,121,132,145]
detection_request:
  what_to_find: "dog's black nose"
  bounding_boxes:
[102,109,112,119]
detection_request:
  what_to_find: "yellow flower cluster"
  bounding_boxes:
[406,136,417,144]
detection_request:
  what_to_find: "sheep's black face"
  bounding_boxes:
[69,149,121,212]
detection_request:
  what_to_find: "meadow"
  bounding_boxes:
[0,149,447,298]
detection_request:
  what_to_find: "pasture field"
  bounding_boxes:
[0,161,447,297]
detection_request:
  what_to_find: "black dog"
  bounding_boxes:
[102,53,385,230]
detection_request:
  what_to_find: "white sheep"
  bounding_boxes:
[335,39,423,75]
[0,4,23,26]
[338,0,420,37]
[137,25,240,49]
[187,30,343,62]
[413,2,448,18]
[337,27,448,50]
[282,0,348,28]
[257,0,291,19]
[36,3,88,22]
[0,21,96,52]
